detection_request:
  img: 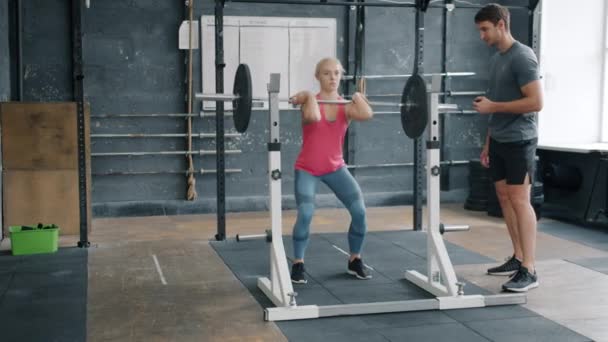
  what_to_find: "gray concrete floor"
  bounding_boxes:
[3,203,607,341]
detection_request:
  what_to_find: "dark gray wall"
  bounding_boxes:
[84,1,187,216]
[21,0,72,101]
[0,0,10,101]
[13,0,532,217]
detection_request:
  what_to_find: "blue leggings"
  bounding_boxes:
[292,166,367,260]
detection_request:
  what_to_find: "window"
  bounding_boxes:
[602,2,608,141]
[539,0,606,145]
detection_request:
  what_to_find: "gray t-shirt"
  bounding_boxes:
[487,41,540,142]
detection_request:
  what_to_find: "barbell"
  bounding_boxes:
[195,63,457,138]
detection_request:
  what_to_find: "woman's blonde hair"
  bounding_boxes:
[315,57,345,78]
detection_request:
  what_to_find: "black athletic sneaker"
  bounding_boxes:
[347,258,372,280]
[502,266,539,292]
[291,262,307,284]
[487,255,522,276]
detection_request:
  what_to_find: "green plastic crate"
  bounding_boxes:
[9,225,59,256]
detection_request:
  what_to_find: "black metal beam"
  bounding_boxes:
[441,4,527,10]
[347,1,365,173]
[17,0,22,100]
[71,0,90,248]
[354,3,365,82]
[8,0,23,100]
[529,0,540,11]
[215,0,227,241]
[412,0,427,231]
[227,0,416,7]
[343,2,355,166]
[226,0,529,9]
[440,0,452,191]
[419,0,430,11]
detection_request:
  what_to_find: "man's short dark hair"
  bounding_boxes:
[475,3,510,31]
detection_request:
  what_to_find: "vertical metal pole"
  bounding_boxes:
[427,75,441,284]
[343,2,354,163]
[405,75,460,297]
[214,0,227,241]
[528,0,541,181]
[267,73,294,306]
[412,0,427,231]
[343,3,354,97]
[346,1,364,170]
[528,0,541,58]
[71,0,90,248]
[440,2,453,191]
[355,4,365,81]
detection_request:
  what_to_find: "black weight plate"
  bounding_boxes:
[400,74,428,139]
[233,64,252,133]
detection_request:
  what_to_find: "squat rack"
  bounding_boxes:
[210,0,542,240]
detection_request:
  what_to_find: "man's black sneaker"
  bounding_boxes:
[347,258,372,280]
[291,262,307,284]
[487,255,522,276]
[502,266,539,292]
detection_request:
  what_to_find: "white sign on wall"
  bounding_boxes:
[200,16,337,109]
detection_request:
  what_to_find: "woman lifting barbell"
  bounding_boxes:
[288,57,374,284]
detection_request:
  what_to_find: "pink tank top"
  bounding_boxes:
[294,96,349,176]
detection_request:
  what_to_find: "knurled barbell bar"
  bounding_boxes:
[195,63,459,138]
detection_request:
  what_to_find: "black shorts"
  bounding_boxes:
[489,138,537,185]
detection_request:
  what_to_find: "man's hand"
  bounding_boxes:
[480,144,490,168]
[473,96,495,114]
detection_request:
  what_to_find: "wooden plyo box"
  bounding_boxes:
[1,102,91,236]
